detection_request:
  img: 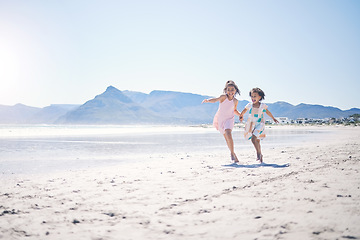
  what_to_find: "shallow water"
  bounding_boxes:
[0,125,333,174]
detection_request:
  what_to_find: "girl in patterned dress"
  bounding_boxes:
[202,80,241,163]
[239,88,279,163]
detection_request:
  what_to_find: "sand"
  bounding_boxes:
[0,126,359,240]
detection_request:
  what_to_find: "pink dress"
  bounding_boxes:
[213,98,235,134]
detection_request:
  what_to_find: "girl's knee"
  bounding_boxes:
[224,129,232,134]
[224,129,232,138]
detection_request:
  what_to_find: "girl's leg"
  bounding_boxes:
[251,135,263,162]
[224,129,239,163]
[257,139,263,163]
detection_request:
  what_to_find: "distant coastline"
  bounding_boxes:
[1,86,359,125]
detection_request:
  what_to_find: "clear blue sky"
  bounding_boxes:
[0,0,359,110]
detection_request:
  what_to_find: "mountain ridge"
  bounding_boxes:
[56,86,162,124]
[0,86,359,124]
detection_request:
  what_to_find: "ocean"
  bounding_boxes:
[0,124,333,174]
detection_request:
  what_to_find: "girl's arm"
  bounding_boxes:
[234,99,241,116]
[239,108,248,122]
[202,95,226,104]
[266,109,279,123]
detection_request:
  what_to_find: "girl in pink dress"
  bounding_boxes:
[202,80,241,163]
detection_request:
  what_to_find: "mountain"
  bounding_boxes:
[56,86,162,124]
[123,90,218,123]
[1,86,359,124]
[35,104,80,123]
[122,90,149,103]
[123,90,249,123]
[344,108,360,117]
[0,104,40,124]
[266,102,359,120]
[0,104,79,124]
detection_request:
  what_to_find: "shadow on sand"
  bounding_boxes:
[222,162,290,169]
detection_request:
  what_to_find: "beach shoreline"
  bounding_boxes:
[0,124,344,175]
[0,125,359,239]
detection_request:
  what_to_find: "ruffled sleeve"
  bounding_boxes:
[245,102,252,110]
[261,103,268,112]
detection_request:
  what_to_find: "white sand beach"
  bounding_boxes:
[0,125,359,239]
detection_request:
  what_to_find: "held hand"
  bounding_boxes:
[202,99,209,104]
[239,115,244,122]
[273,118,279,124]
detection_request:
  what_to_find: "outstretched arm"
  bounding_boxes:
[266,109,279,123]
[202,95,226,104]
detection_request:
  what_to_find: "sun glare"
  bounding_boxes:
[0,40,20,105]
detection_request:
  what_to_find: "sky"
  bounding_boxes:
[0,0,359,110]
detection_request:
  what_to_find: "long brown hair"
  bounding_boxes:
[223,80,240,96]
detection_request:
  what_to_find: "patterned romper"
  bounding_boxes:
[244,102,268,140]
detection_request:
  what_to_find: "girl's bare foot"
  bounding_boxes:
[257,154,263,163]
[231,153,239,163]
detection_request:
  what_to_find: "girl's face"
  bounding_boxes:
[226,86,236,98]
[250,91,262,104]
